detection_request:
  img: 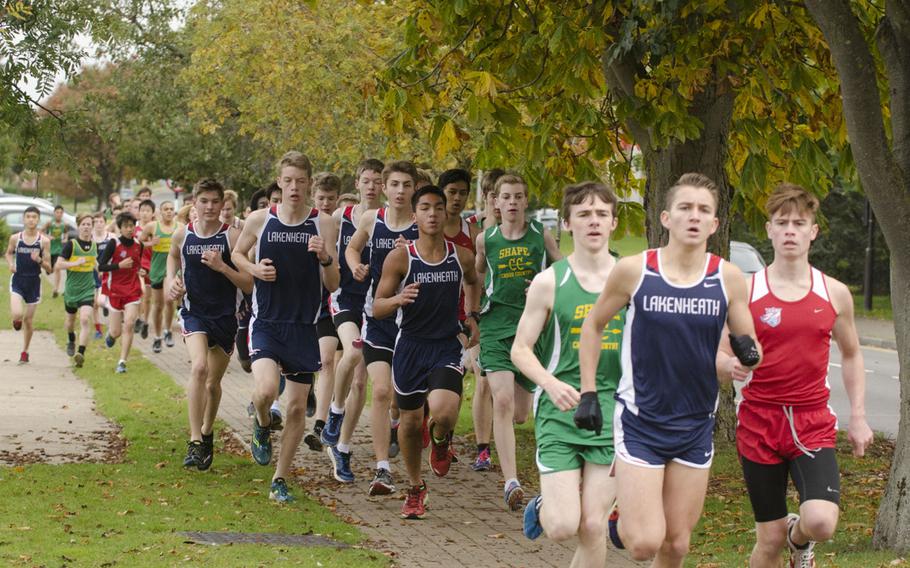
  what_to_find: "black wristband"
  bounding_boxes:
[319,255,333,267]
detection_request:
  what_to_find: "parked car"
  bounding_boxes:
[532,208,560,231]
[0,198,77,238]
[730,240,766,275]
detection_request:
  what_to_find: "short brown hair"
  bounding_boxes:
[92,211,105,220]
[561,181,619,219]
[223,190,239,207]
[76,213,93,225]
[481,168,506,197]
[765,182,819,221]
[493,173,527,197]
[664,173,719,210]
[415,168,434,186]
[337,192,360,206]
[193,178,225,199]
[276,150,313,178]
[382,160,418,184]
[312,172,342,194]
[356,158,384,179]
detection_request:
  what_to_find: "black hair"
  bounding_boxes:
[24,206,40,216]
[438,168,471,190]
[53,205,64,212]
[116,212,137,228]
[411,185,447,209]
[139,199,156,212]
[267,182,282,199]
[249,188,267,211]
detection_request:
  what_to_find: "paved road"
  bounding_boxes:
[827,344,901,438]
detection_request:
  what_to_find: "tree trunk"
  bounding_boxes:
[805,0,910,551]
[641,77,738,442]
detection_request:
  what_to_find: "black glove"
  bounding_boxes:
[729,333,760,366]
[573,392,603,436]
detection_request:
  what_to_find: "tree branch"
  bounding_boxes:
[396,19,480,88]
[879,0,910,169]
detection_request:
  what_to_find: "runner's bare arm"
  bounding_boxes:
[202,226,253,294]
[543,229,563,264]
[474,231,487,277]
[828,276,873,457]
[345,209,376,282]
[722,262,762,368]
[40,236,52,273]
[54,241,81,271]
[579,255,640,393]
[717,276,755,384]
[5,233,17,271]
[165,226,186,302]
[457,245,481,347]
[230,209,271,280]
[316,211,340,292]
[371,248,410,320]
[140,221,156,247]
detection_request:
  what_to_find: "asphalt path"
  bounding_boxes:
[827,344,901,438]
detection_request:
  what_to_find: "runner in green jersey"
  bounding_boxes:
[140,201,178,353]
[44,205,68,297]
[474,173,561,511]
[511,181,622,566]
[57,214,97,367]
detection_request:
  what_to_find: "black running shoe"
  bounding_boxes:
[306,387,316,418]
[141,321,149,339]
[198,432,214,471]
[66,341,75,357]
[163,330,174,348]
[152,338,162,353]
[133,318,142,334]
[304,424,323,452]
[183,440,203,468]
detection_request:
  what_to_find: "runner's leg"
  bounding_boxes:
[614,458,666,561]
[369,359,393,466]
[251,358,282,428]
[487,370,518,481]
[273,378,311,480]
[653,461,710,567]
[573,462,614,567]
[202,346,231,437]
[120,302,139,362]
[23,303,37,352]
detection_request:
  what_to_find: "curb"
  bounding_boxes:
[859,336,897,350]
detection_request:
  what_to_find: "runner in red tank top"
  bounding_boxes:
[719,183,873,568]
[97,212,144,374]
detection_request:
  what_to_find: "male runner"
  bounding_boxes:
[232,151,339,503]
[717,183,873,568]
[310,172,341,424]
[134,199,156,339]
[467,167,504,470]
[97,212,144,374]
[141,200,178,353]
[167,179,252,471]
[136,186,152,201]
[43,205,67,297]
[344,160,419,495]
[372,185,481,519]
[57,214,98,368]
[320,159,384,483]
[474,173,562,510]
[575,173,761,566]
[512,181,623,566]
[6,206,51,363]
[221,190,244,230]
[92,212,115,339]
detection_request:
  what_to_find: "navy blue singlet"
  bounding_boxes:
[396,241,463,340]
[337,205,370,298]
[180,222,237,318]
[364,207,418,318]
[14,232,42,276]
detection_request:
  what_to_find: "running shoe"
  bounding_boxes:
[12,319,22,331]
[94,330,103,340]
[73,352,84,368]
[115,360,127,374]
[368,468,395,496]
[327,445,355,483]
[250,417,272,465]
[133,318,142,334]
[303,425,323,452]
[388,423,400,458]
[523,495,543,540]
[52,291,59,299]
[321,409,344,446]
[66,341,75,357]
[141,321,149,339]
[183,440,203,468]
[306,387,316,418]
[18,351,28,364]
[152,338,162,353]
[421,414,430,449]
[787,513,816,568]
[269,477,294,503]
[428,424,453,477]
[472,447,492,471]
[504,480,524,511]
[400,482,428,519]
[105,334,115,348]
[163,330,174,348]
[608,506,625,549]
[239,357,252,373]
[102,307,109,317]
[269,407,283,431]
[198,432,214,471]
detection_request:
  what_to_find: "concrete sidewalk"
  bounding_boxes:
[0,330,121,465]
[856,317,896,350]
[136,340,640,567]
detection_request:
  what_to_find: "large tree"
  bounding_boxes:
[805,0,910,552]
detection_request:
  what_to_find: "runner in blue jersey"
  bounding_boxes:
[5,206,52,364]
[576,173,761,566]
[372,185,481,519]
[232,151,340,503]
[317,159,384,484]
[344,160,418,496]
[166,179,252,472]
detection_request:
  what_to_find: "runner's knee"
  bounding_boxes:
[543,514,578,542]
[799,510,838,542]
[577,510,606,543]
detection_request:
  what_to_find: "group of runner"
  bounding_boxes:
[7,153,875,567]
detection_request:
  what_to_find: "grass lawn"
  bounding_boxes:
[853,293,893,320]
[0,267,388,567]
[558,231,647,257]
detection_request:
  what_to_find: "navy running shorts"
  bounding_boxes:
[613,402,715,469]
[179,309,238,355]
[10,274,41,304]
[249,318,321,377]
[363,315,397,351]
[392,335,464,410]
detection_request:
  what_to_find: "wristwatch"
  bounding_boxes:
[466,311,481,321]
[319,255,334,267]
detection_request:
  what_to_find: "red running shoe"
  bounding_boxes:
[400,481,428,519]
[428,423,453,477]
[12,320,22,331]
[18,351,29,364]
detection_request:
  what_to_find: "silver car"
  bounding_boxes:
[730,240,766,275]
[0,197,77,236]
